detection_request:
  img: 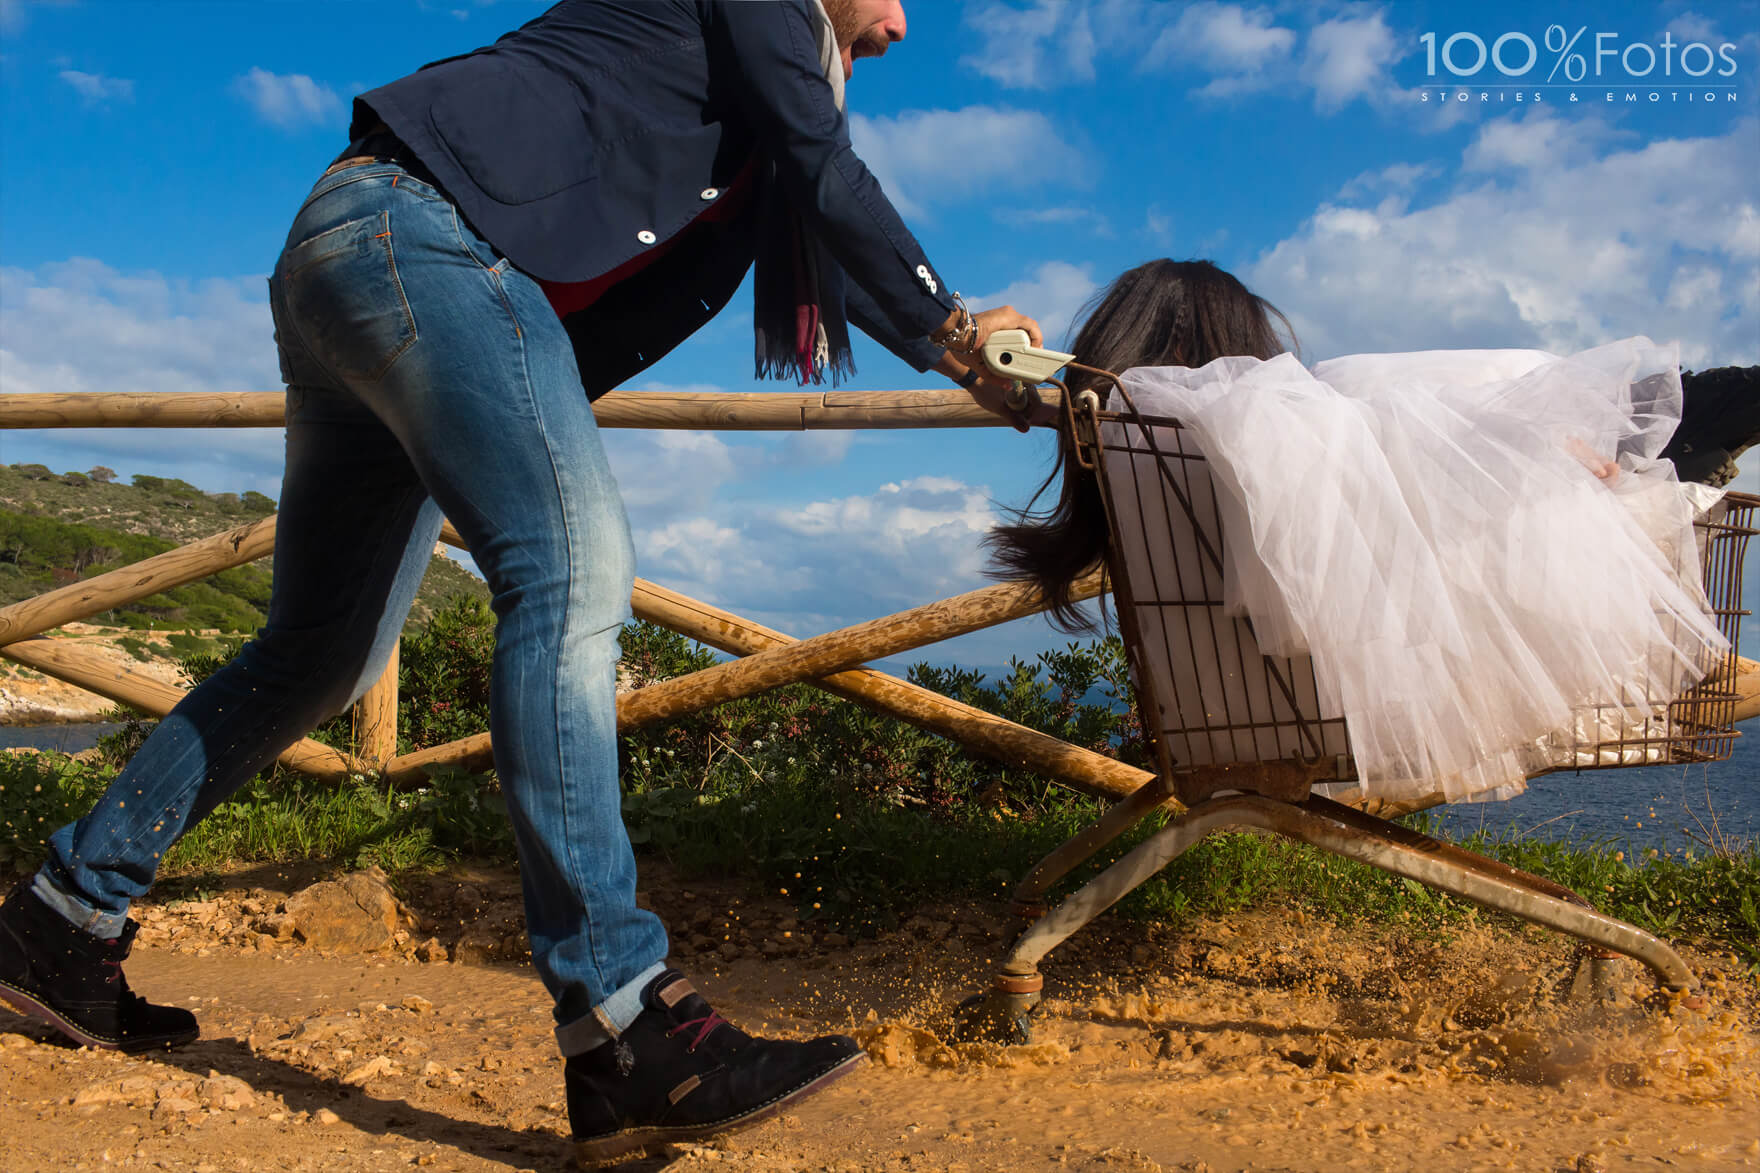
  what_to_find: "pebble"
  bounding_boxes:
[342,1056,394,1086]
[315,1108,342,1126]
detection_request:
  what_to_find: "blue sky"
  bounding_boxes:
[1,0,1756,671]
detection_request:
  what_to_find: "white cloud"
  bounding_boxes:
[1338,161,1440,200]
[0,259,286,494]
[59,69,133,105]
[1144,1,1295,96]
[1298,12,1398,113]
[1143,205,1173,246]
[957,0,1098,90]
[775,429,854,468]
[604,429,738,513]
[1247,113,1760,368]
[1,0,75,34]
[961,2,1434,120]
[850,106,1086,219]
[1664,11,1733,47]
[994,206,1112,237]
[635,474,1003,638]
[231,67,343,130]
[1462,113,1616,172]
[971,260,1100,350]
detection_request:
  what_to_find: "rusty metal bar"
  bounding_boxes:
[1011,773,1179,916]
[996,793,1694,991]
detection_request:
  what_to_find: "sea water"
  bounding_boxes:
[1430,726,1757,855]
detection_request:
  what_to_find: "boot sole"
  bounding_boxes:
[573,1049,867,1167]
[0,980,199,1053]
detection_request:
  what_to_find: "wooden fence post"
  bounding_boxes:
[353,642,399,768]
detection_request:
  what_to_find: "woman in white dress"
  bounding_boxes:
[988,260,1729,803]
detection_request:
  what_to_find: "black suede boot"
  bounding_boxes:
[0,880,198,1052]
[566,968,864,1165]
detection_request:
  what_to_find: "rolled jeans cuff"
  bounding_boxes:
[32,869,129,940]
[554,960,667,1056]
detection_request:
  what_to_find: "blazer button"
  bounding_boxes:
[637,230,657,245]
[699,188,719,200]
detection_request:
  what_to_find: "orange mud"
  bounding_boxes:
[1,861,1754,1172]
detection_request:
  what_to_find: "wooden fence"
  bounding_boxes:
[4,390,1755,818]
[0,388,1177,805]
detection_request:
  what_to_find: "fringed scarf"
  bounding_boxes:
[752,0,855,386]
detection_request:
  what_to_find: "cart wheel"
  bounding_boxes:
[949,992,1034,1045]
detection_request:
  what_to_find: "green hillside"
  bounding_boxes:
[0,463,490,632]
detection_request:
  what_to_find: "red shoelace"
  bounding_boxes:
[666,1011,729,1053]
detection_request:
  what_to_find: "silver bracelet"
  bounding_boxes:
[931,292,977,353]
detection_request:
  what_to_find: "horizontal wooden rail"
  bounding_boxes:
[0,637,364,780]
[0,393,290,429]
[0,389,1060,431]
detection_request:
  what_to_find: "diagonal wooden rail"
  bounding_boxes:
[382,527,1140,794]
[0,506,1149,798]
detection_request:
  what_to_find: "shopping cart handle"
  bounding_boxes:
[980,329,1076,385]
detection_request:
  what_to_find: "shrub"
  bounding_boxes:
[0,752,114,873]
[398,596,498,752]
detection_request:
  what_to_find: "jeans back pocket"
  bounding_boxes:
[278,211,418,385]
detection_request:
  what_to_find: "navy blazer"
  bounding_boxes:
[356,0,954,395]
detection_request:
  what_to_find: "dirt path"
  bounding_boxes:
[2,863,1755,1173]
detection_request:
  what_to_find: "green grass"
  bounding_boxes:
[6,739,1752,970]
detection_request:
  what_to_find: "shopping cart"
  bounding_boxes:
[956,334,1756,1043]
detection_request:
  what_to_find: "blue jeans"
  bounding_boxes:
[35,160,668,1052]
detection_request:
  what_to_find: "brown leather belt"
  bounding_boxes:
[320,155,385,178]
[319,123,439,187]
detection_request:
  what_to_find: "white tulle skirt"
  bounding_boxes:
[1112,338,1728,803]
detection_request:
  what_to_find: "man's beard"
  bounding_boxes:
[818,0,861,51]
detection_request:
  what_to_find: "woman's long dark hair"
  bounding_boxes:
[986,259,1293,630]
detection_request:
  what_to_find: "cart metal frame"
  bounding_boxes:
[959,366,1755,1041]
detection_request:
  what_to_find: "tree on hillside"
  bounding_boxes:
[88,466,117,484]
[72,543,120,572]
